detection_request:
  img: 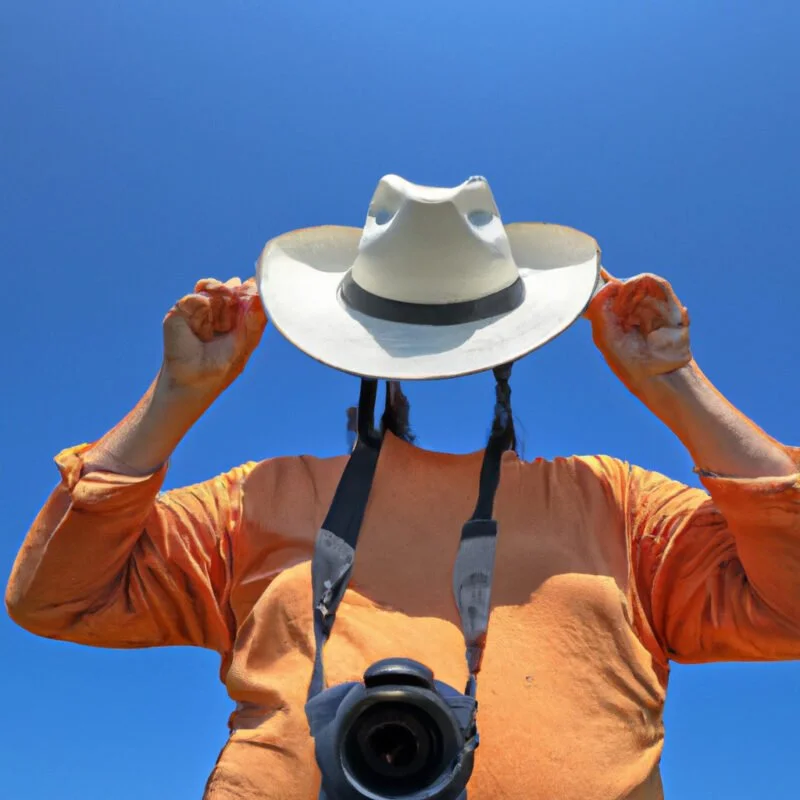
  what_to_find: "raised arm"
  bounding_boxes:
[5,277,267,651]
[587,271,800,662]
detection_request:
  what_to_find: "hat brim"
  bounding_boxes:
[256,222,601,381]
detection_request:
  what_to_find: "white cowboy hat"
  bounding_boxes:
[256,174,601,381]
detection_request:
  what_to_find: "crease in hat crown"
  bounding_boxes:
[349,174,521,306]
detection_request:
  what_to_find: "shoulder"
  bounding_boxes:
[529,453,698,492]
[515,453,701,512]
[162,453,347,513]
[239,451,348,494]
[546,455,710,524]
[518,452,632,488]
[236,452,348,529]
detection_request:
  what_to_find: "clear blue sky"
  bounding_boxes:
[2,1,799,798]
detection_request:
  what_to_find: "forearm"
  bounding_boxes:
[83,369,219,477]
[635,360,796,479]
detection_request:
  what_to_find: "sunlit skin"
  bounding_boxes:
[586,269,794,479]
[83,270,795,485]
[8,267,798,800]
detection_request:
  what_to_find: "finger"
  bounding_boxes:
[180,298,216,342]
[583,267,617,319]
[618,273,680,303]
[626,304,671,336]
[195,277,241,297]
[172,293,216,342]
[610,274,682,333]
[599,266,620,284]
[174,292,237,341]
[614,291,670,334]
[195,278,224,294]
[628,274,687,328]
[243,293,267,335]
[201,293,267,377]
[641,295,689,333]
[239,277,259,297]
[583,277,621,321]
[647,325,692,363]
[614,274,669,308]
[174,294,219,324]
[193,279,246,337]
[211,292,239,335]
[236,294,268,359]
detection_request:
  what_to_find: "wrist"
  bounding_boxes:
[630,360,700,403]
[627,361,706,436]
[82,366,222,479]
[639,359,703,397]
[153,365,225,415]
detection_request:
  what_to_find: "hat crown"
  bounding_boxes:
[350,175,520,305]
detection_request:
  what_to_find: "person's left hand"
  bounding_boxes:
[585,269,692,394]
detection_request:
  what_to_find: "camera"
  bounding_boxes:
[306,658,477,800]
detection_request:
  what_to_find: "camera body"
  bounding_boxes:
[306,658,477,800]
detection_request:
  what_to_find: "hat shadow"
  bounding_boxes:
[342,306,499,359]
[290,231,492,357]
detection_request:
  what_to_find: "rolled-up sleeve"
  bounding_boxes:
[628,446,800,664]
[5,443,255,653]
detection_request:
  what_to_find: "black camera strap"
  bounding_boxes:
[308,378,383,700]
[308,366,514,703]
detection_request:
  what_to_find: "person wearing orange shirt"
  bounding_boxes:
[6,175,800,799]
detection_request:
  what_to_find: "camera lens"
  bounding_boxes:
[365,719,419,770]
[344,702,444,795]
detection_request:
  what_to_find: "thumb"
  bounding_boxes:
[237,294,268,356]
[599,266,621,285]
[583,266,621,320]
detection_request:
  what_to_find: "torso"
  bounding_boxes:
[204,436,668,799]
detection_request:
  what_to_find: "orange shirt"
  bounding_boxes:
[6,432,800,799]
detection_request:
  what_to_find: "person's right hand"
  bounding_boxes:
[161,277,268,396]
